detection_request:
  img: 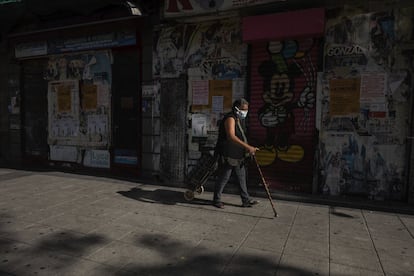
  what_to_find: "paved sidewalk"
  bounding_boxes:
[0,168,413,276]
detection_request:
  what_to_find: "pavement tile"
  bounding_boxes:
[88,196,145,211]
[380,253,414,276]
[119,227,201,263]
[183,208,255,227]
[168,220,216,242]
[0,238,33,273]
[330,245,382,272]
[242,234,286,253]
[142,204,204,221]
[29,229,110,258]
[85,240,147,269]
[2,223,64,244]
[254,218,292,233]
[6,251,78,275]
[284,237,329,258]
[368,225,413,241]
[374,237,414,257]
[243,221,290,252]
[119,225,171,244]
[289,224,329,243]
[277,253,329,276]
[114,211,182,233]
[363,211,402,225]
[295,204,329,219]
[172,239,238,275]
[119,247,181,272]
[88,222,137,241]
[26,191,85,207]
[292,215,329,229]
[330,262,384,276]
[399,215,414,234]
[12,207,66,223]
[122,237,234,275]
[40,213,112,234]
[0,204,32,220]
[203,223,252,245]
[0,218,35,237]
[330,232,373,250]
[222,246,279,276]
[57,260,121,276]
[68,205,127,221]
[330,222,368,236]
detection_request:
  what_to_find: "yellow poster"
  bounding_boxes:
[329,78,361,116]
[57,85,71,113]
[81,84,98,111]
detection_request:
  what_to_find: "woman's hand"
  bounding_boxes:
[247,145,259,155]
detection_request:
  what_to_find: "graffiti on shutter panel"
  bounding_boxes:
[249,38,319,193]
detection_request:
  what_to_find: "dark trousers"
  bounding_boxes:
[213,161,250,204]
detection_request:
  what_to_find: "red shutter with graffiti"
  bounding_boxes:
[248,38,320,193]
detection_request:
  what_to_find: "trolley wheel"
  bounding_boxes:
[184,190,195,201]
[195,185,204,195]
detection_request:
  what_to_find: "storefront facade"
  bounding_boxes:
[155,0,414,204]
[3,7,152,176]
[1,0,413,205]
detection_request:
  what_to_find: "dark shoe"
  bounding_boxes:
[242,200,259,208]
[249,200,259,205]
[213,202,224,209]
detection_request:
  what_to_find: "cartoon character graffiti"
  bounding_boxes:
[255,40,316,165]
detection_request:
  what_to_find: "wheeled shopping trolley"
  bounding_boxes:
[183,152,219,201]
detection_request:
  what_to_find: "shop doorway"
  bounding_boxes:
[21,59,49,163]
[111,47,141,174]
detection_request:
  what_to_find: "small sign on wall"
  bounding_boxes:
[83,149,110,168]
[114,149,138,165]
[50,145,79,162]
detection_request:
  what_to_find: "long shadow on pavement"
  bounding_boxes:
[0,217,108,275]
[117,187,213,206]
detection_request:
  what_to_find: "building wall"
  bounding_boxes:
[152,18,247,185]
[319,6,414,201]
[141,17,162,179]
[154,1,414,204]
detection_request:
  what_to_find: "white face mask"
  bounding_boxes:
[235,107,248,119]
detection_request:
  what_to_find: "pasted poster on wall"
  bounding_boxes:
[48,80,80,144]
[81,84,98,111]
[153,19,246,80]
[191,80,232,112]
[46,51,112,162]
[360,72,387,103]
[329,78,360,116]
[191,80,209,105]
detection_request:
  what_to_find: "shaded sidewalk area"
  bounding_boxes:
[0,168,413,275]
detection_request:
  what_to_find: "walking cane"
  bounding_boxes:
[253,155,278,217]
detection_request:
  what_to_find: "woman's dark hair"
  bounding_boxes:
[232,98,249,112]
